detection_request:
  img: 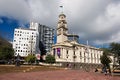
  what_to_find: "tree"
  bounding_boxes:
[100,52,111,67]
[25,54,36,64]
[109,42,120,65]
[39,41,46,56]
[45,54,56,64]
[100,50,112,73]
[39,41,47,62]
[0,46,14,61]
[101,48,110,54]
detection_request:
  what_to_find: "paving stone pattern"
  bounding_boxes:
[0,70,119,80]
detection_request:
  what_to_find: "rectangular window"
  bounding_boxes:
[74,51,75,55]
[67,50,68,54]
[80,52,81,57]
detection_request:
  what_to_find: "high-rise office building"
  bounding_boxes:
[13,28,38,57]
[30,22,54,53]
[13,22,54,58]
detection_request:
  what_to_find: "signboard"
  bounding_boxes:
[36,54,40,60]
[57,48,60,58]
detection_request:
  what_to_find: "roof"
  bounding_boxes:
[15,28,36,31]
[59,13,66,17]
[52,40,102,50]
[67,34,79,38]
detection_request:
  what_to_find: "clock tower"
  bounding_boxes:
[57,13,68,43]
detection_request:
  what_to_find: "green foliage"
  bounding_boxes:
[45,54,56,64]
[0,46,14,61]
[109,42,120,65]
[0,36,12,47]
[101,48,110,54]
[110,42,120,56]
[100,52,111,67]
[25,54,36,64]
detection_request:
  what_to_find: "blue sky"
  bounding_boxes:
[0,17,18,41]
[0,0,120,48]
[0,17,29,41]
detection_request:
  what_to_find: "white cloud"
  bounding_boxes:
[0,0,120,46]
[94,32,120,45]
[0,0,32,23]
[92,3,120,44]
[27,0,60,26]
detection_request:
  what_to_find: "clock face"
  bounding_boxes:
[61,16,64,19]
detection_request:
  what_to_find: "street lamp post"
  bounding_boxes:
[15,54,20,67]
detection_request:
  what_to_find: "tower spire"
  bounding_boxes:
[57,7,68,43]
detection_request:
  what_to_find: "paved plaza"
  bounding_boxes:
[0,69,120,80]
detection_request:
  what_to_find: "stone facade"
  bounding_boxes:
[52,41,103,63]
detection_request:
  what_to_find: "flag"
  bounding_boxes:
[60,6,63,8]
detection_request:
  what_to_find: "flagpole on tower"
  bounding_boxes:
[60,5,63,13]
[87,40,88,46]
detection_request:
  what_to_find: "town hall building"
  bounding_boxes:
[51,13,103,69]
